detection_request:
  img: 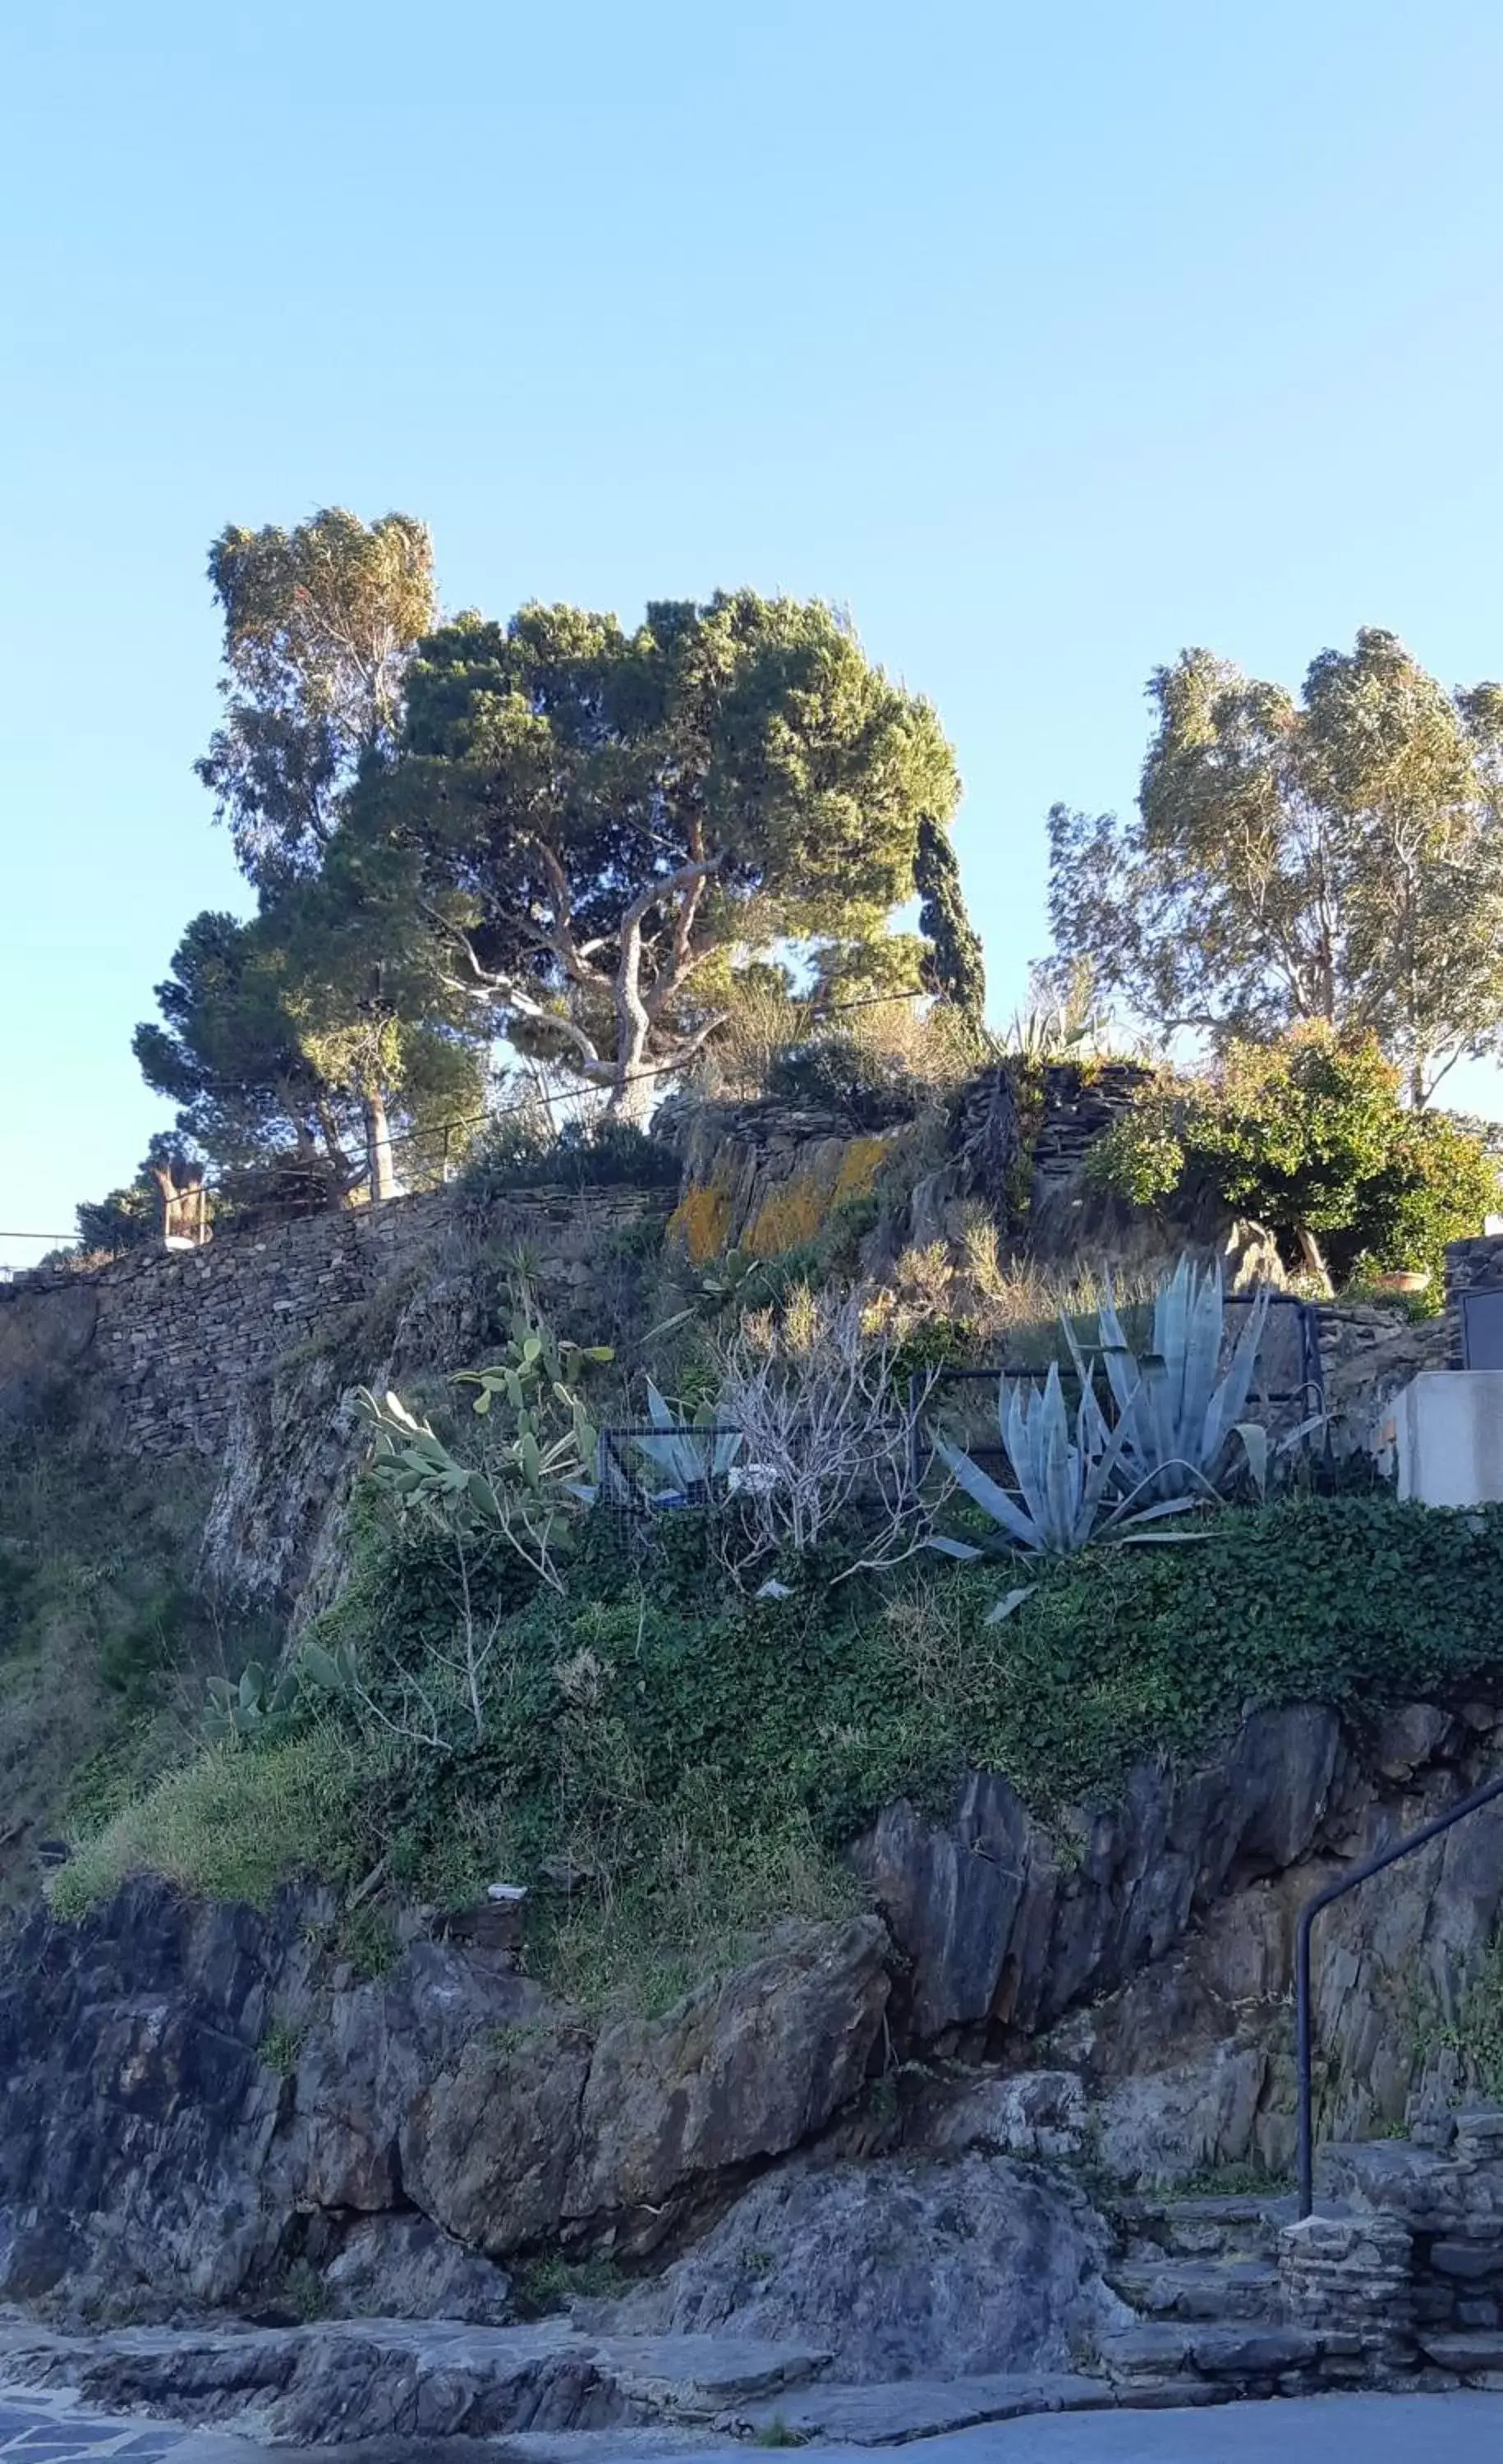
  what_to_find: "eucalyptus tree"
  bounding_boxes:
[181,508,485,1198]
[198,508,436,886]
[1049,628,1503,1101]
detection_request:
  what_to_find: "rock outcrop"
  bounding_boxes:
[0,2315,833,2443]
[2,1694,1501,2340]
[854,1694,1503,2182]
[580,2152,1129,2381]
[0,1892,889,2317]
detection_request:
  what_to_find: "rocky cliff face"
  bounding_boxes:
[0,1884,890,2319]
[661,1064,1156,1266]
[2,1692,1500,2335]
[862,1694,1503,2181]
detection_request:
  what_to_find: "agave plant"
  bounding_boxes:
[930,1358,1195,1563]
[629,1381,743,1504]
[1070,1257,1270,1502]
[928,1253,1288,1579]
[646,1248,774,1342]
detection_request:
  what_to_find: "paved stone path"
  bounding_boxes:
[1,2381,1501,2463]
[0,2397,185,2464]
[669,2387,1503,2462]
[0,2397,255,2464]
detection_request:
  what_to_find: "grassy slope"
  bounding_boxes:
[51,1490,1503,2008]
[0,1401,261,1910]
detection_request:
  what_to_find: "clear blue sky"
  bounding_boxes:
[5,0,1503,1268]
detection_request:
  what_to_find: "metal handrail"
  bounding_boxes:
[1295,1768,1503,2216]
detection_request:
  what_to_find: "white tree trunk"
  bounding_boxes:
[365,1087,398,1202]
[1294,1225,1333,1295]
[607,1050,655,1123]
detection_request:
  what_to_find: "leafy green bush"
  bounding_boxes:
[1089,1027,1497,1285]
[1348,1107,1498,1284]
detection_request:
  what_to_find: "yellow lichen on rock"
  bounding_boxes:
[744,1169,829,1257]
[669,1128,894,1262]
[832,1135,890,1207]
[666,1174,733,1262]
[742,1134,894,1257]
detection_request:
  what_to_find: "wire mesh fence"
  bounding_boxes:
[918,1293,1326,1484]
[595,1423,751,1527]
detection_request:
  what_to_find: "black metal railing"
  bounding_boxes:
[1295,1768,1503,2217]
[916,1293,1327,1487]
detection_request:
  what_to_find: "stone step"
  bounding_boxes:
[1107,2256,1284,2323]
[724,2371,1114,2446]
[1114,2193,1294,2264]
[1417,2327,1503,2383]
[1098,2321,1321,2390]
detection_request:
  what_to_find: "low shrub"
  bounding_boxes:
[766,1036,923,1128]
[53,1494,1503,1998]
[457,1114,680,1207]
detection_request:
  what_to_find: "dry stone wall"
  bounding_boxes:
[0,1186,664,1462]
[1446,1232,1503,1366]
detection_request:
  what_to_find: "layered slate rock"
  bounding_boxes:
[0,1878,320,2306]
[579,2153,1130,2382]
[852,1704,1344,2048]
[319,2215,513,2325]
[562,1919,890,2249]
[0,2318,831,2444]
[0,1888,889,2315]
[3,1690,1503,2328]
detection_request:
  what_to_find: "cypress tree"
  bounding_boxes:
[914,815,986,1028]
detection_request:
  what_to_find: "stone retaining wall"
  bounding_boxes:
[1273,2114,1503,2388]
[0,1186,664,1461]
[1446,1232,1503,1366]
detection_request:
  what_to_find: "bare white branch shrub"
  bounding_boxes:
[716,1287,941,1579]
[329,1532,517,1754]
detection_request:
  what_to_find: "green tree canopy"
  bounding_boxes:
[269,834,488,1198]
[366,591,962,1115]
[134,884,485,1209]
[198,508,436,887]
[167,507,485,1204]
[1050,628,1503,1102]
[134,911,358,1207]
[1092,1025,1499,1287]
